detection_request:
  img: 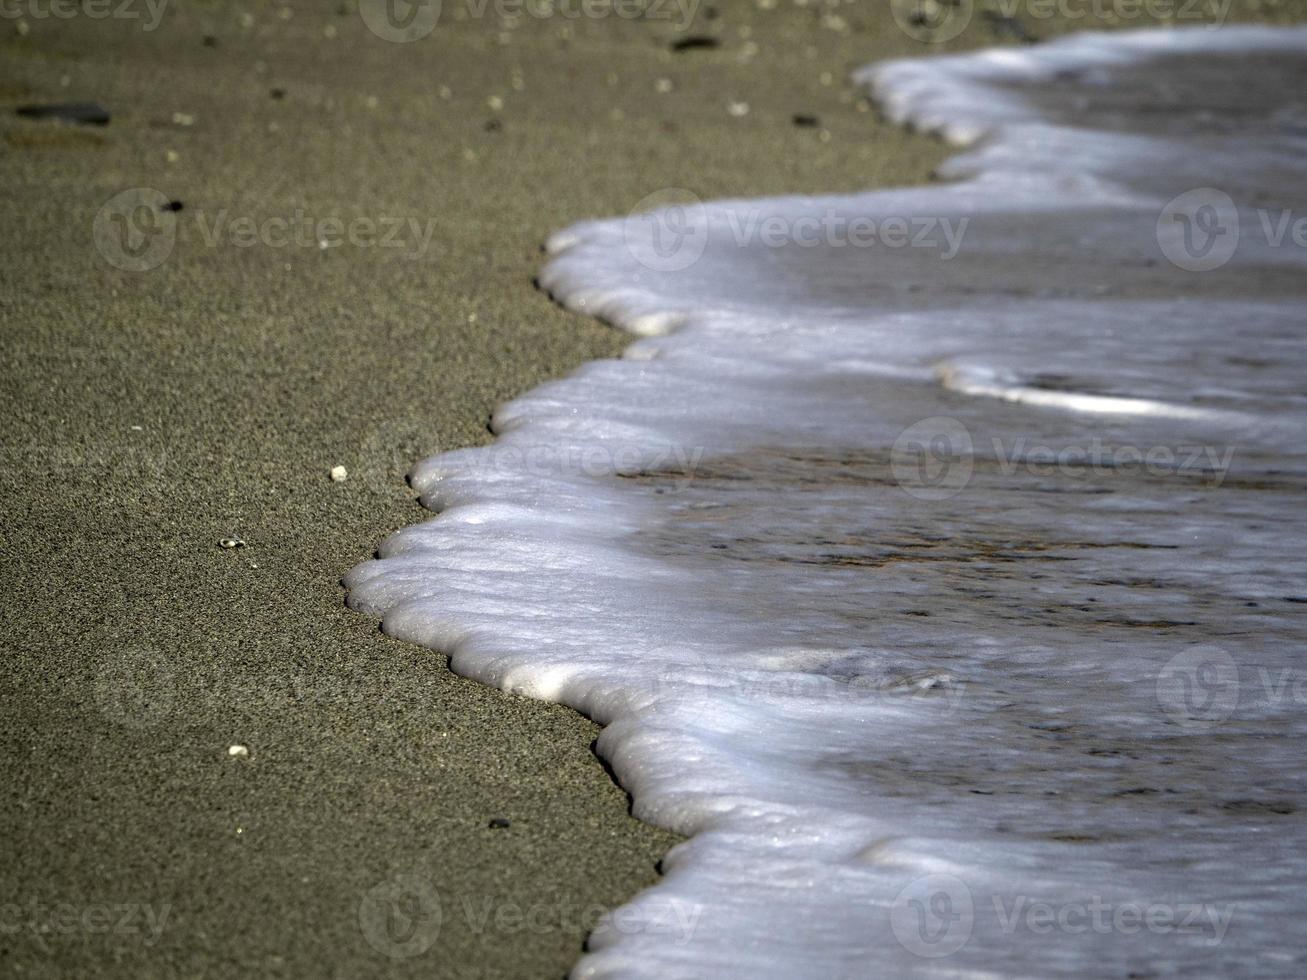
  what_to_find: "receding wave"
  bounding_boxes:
[347,26,1307,978]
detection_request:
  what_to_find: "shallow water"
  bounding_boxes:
[347,26,1307,977]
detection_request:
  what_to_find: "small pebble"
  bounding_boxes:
[792,113,820,128]
[228,744,250,758]
[488,817,511,829]
[330,465,348,483]
[172,112,195,126]
[727,100,750,118]
[162,200,184,212]
[15,103,110,126]
[655,78,674,94]
[220,537,245,549]
[270,87,286,100]
[487,95,503,111]
[671,36,719,52]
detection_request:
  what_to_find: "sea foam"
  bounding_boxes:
[346,26,1307,977]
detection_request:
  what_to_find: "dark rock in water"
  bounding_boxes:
[15,103,110,126]
[270,87,286,100]
[792,114,820,128]
[671,36,719,53]
[488,817,511,829]
[162,200,184,212]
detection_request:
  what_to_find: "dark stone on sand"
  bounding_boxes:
[484,119,502,132]
[792,114,820,128]
[162,200,184,212]
[670,36,719,52]
[15,103,110,126]
[202,34,217,47]
[488,817,511,829]
[270,87,286,100]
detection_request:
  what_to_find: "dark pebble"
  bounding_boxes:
[488,817,511,829]
[15,103,110,126]
[792,114,820,128]
[270,88,286,100]
[162,200,184,212]
[483,119,501,132]
[202,34,217,47]
[671,36,719,53]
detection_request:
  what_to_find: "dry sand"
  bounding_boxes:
[2,0,1303,976]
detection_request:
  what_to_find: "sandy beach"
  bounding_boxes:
[3,0,1304,976]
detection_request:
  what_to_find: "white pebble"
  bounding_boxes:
[228,744,250,758]
[727,100,750,118]
[330,465,348,483]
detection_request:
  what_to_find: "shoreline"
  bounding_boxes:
[4,1,1305,976]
